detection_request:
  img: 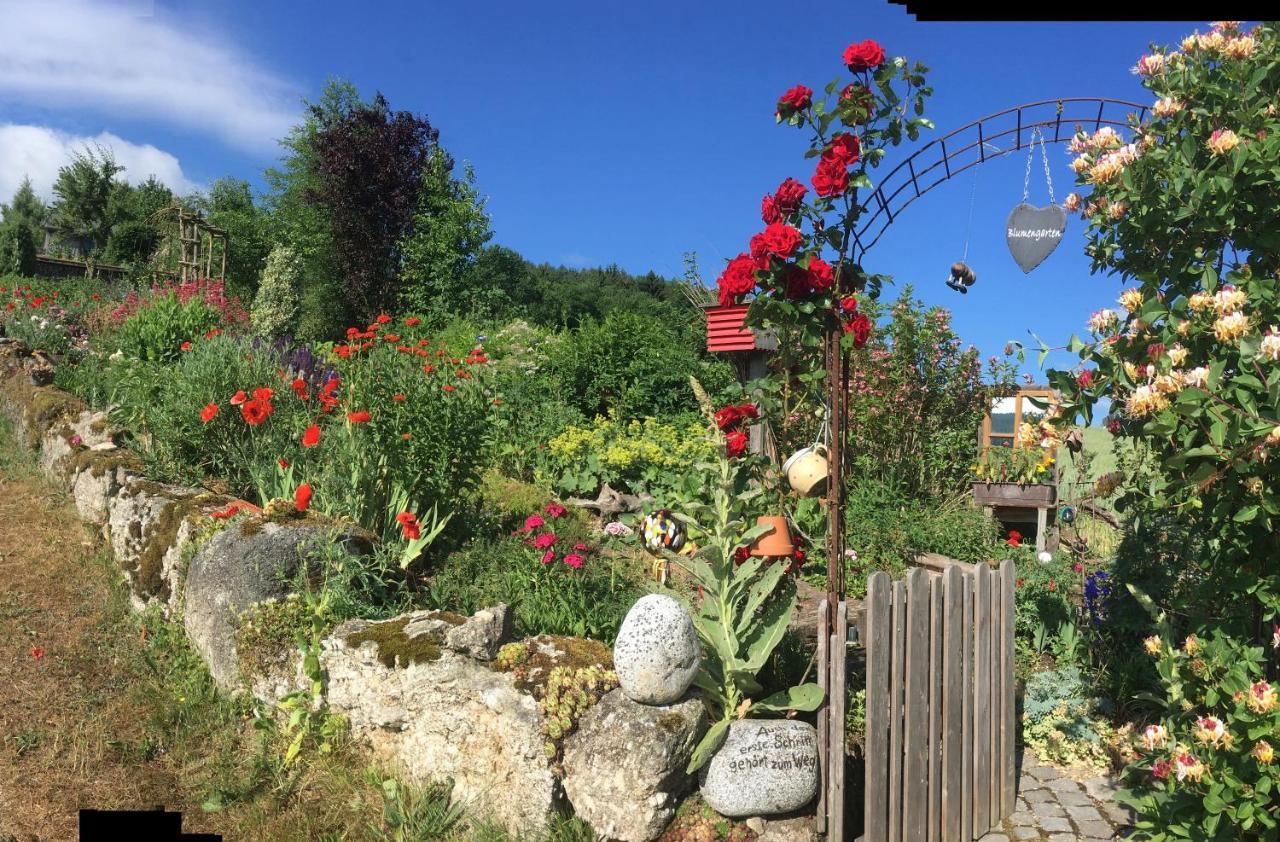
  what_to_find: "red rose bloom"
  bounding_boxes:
[716,253,759,306]
[776,84,813,118]
[1007,529,1023,548]
[826,132,861,167]
[761,222,803,259]
[347,409,371,423]
[774,178,808,217]
[838,295,858,314]
[761,193,781,225]
[301,424,321,448]
[846,312,873,348]
[812,156,850,198]
[200,403,219,423]
[807,258,835,294]
[241,398,273,426]
[715,405,742,431]
[725,430,749,458]
[781,263,812,300]
[843,39,886,72]
[295,483,312,513]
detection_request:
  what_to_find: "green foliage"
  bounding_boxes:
[424,534,643,642]
[544,413,713,496]
[112,291,224,362]
[547,309,732,420]
[1022,666,1116,770]
[1118,589,1280,840]
[251,244,302,338]
[191,178,272,300]
[104,219,161,266]
[671,379,822,773]
[365,773,464,841]
[398,149,494,320]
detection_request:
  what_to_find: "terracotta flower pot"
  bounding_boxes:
[750,515,795,558]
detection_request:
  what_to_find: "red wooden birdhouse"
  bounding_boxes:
[704,304,775,353]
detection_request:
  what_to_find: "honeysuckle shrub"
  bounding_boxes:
[1120,593,1280,839]
[1042,21,1280,836]
[1049,20,1280,621]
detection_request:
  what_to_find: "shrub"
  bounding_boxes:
[544,413,713,495]
[251,244,302,339]
[1022,666,1119,770]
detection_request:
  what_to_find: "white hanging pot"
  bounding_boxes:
[782,445,829,497]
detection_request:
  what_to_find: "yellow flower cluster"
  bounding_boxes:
[1119,288,1144,313]
[548,415,713,475]
[1213,311,1249,342]
[1126,385,1170,418]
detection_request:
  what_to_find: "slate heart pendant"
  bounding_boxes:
[1005,202,1067,274]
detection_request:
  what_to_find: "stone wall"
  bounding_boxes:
[0,340,722,841]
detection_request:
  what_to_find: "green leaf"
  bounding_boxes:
[741,583,796,672]
[734,561,787,638]
[686,718,730,773]
[753,683,825,713]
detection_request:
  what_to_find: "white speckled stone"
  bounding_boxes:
[699,719,819,817]
[613,594,700,705]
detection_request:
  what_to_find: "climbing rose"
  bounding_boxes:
[807,258,835,293]
[294,483,312,513]
[761,222,803,258]
[846,312,872,348]
[301,424,320,448]
[838,295,858,314]
[825,133,861,167]
[347,409,371,423]
[726,430,748,458]
[200,403,218,423]
[774,177,808,217]
[843,39,886,72]
[776,84,813,118]
[716,253,758,305]
[812,156,850,198]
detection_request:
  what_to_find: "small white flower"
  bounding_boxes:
[1037,552,1053,565]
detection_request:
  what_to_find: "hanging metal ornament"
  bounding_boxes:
[1006,127,1067,274]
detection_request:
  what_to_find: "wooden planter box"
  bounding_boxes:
[971,481,1056,508]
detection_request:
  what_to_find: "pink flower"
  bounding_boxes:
[1152,759,1172,780]
[563,553,584,569]
[540,549,556,564]
[574,543,588,551]
[545,502,567,518]
[524,514,544,533]
[534,533,557,550]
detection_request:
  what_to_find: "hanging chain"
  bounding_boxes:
[1021,126,1055,204]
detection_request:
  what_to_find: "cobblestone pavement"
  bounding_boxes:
[980,751,1136,841]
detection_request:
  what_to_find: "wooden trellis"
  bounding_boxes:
[149,205,229,282]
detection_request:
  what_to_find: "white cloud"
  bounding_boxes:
[0,0,298,154]
[0,123,199,202]
[561,253,593,267]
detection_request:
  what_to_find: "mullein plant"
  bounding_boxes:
[666,378,823,773]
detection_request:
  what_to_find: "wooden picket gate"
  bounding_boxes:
[862,562,1016,842]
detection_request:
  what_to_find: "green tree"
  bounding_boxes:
[191,178,272,298]
[50,146,124,255]
[264,78,365,339]
[102,176,174,266]
[0,177,46,273]
[398,148,493,319]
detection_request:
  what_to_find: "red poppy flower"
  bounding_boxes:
[396,511,421,540]
[278,458,289,469]
[302,424,321,448]
[376,313,391,325]
[180,341,193,352]
[405,317,420,327]
[347,409,371,424]
[241,399,273,426]
[443,385,455,392]
[393,393,406,402]
[423,363,435,374]
[294,483,312,513]
[229,390,247,406]
[30,647,44,661]
[253,387,274,402]
[321,377,340,397]
[210,504,242,520]
[401,433,412,440]
[200,403,219,423]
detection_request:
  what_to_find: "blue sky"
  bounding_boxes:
[0,1,1204,379]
